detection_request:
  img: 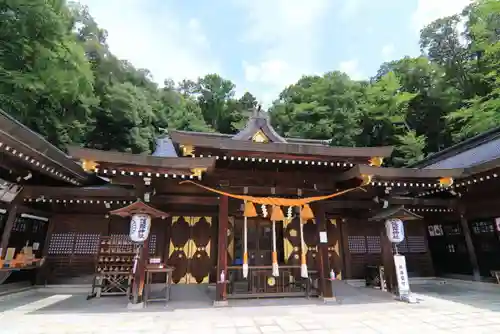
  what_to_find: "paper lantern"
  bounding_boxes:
[385,218,404,243]
[129,214,151,242]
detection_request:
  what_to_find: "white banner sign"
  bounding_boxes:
[394,254,410,295]
[385,218,405,243]
[129,214,151,242]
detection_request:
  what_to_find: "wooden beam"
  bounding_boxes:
[23,185,136,198]
[388,196,457,207]
[67,146,216,171]
[358,165,464,179]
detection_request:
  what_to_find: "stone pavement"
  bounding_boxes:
[1,284,500,333]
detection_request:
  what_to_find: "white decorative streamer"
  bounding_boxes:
[272,220,279,277]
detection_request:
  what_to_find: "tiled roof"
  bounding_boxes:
[411,127,500,169]
[425,137,500,169]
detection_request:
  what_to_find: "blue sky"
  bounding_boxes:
[78,0,472,105]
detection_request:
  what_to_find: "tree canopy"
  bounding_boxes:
[1,0,499,165]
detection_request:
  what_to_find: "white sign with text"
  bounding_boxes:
[394,254,410,296]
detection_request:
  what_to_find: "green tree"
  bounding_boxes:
[446,0,500,139]
[0,0,96,147]
[270,72,363,146]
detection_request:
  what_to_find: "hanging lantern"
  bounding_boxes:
[129,213,151,242]
[270,205,285,221]
[385,218,404,243]
[244,201,258,217]
[300,204,314,220]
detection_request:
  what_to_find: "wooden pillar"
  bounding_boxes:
[36,214,57,285]
[312,202,333,298]
[380,222,396,292]
[339,218,352,279]
[459,207,480,281]
[0,205,19,258]
[215,195,229,304]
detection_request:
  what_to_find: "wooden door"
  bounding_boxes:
[246,218,278,266]
[168,216,212,284]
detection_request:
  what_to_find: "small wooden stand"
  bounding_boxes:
[143,266,174,307]
[87,236,135,300]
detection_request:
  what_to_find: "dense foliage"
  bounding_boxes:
[0,0,499,165]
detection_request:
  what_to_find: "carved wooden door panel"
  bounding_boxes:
[168,216,212,284]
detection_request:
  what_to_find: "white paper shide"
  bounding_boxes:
[385,218,405,243]
[129,213,151,242]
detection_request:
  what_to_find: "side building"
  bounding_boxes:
[412,127,500,281]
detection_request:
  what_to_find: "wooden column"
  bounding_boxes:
[380,222,396,292]
[339,218,352,279]
[459,207,480,281]
[312,202,333,298]
[215,195,229,303]
[36,213,57,285]
[137,238,150,300]
[0,204,19,258]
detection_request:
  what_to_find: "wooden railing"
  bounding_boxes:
[226,265,319,299]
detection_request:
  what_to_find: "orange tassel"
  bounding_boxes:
[270,205,285,221]
[244,201,258,217]
[300,204,314,220]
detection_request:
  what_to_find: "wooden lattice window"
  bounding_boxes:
[397,238,409,253]
[32,221,45,233]
[407,236,426,253]
[348,236,367,254]
[471,221,494,234]
[12,217,27,232]
[48,233,75,255]
[366,236,381,253]
[74,233,100,255]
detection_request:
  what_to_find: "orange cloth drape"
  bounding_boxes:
[179,180,366,205]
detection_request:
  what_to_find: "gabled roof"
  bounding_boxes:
[169,130,393,160]
[168,107,393,160]
[411,127,500,169]
[368,206,423,221]
[231,108,287,142]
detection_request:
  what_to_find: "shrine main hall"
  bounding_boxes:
[1,108,499,302]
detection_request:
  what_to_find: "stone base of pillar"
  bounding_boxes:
[321,296,339,304]
[127,302,145,309]
[213,300,229,307]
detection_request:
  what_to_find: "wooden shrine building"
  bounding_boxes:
[3,107,496,302]
[411,127,500,281]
